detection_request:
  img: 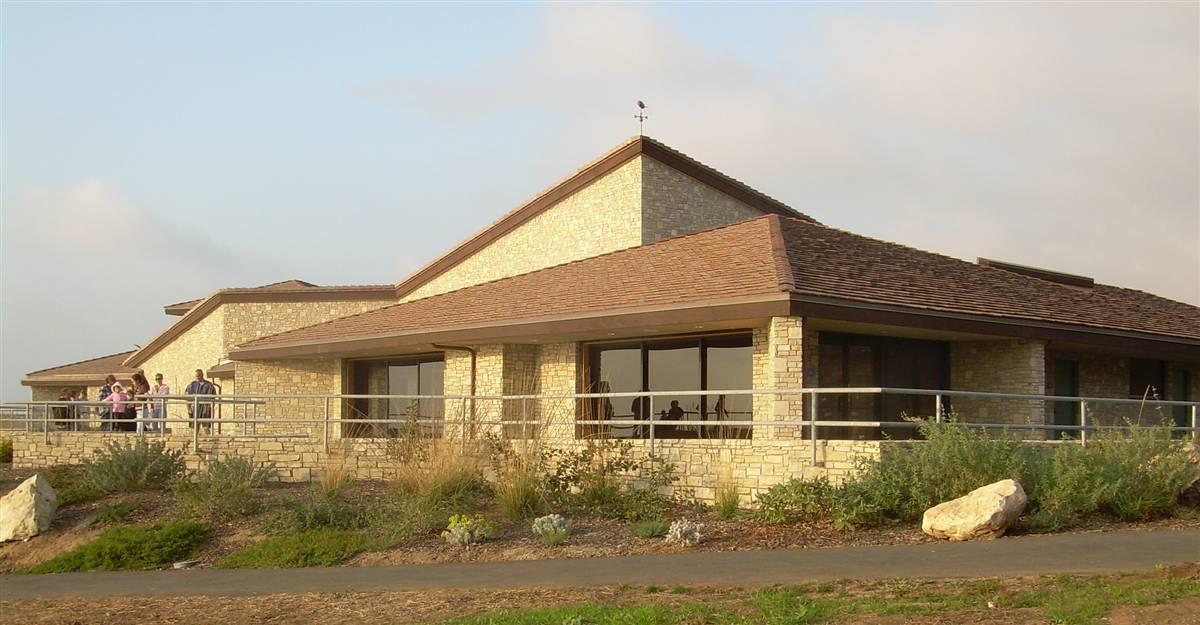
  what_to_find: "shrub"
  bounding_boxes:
[175,456,273,522]
[26,522,211,573]
[89,500,138,527]
[714,478,741,520]
[218,529,369,568]
[273,487,374,533]
[441,514,495,546]
[754,476,835,524]
[665,518,703,546]
[45,465,100,505]
[631,518,670,539]
[393,439,490,508]
[494,459,547,520]
[0,437,12,463]
[545,440,681,521]
[531,513,572,546]
[78,439,186,496]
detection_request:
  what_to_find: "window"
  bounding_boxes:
[1129,359,1165,400]
[346,355,444,437]
[1168,369,1190,435]
[586,333,753,439]
[816,333,948,440]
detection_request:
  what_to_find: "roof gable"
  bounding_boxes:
[23,350,137,385]
[393,136,817,300]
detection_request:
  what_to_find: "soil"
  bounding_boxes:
[2,569,1197,625]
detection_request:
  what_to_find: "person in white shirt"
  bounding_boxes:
[149,373,170,433]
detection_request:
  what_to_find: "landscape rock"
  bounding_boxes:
[922,479,1027,541]
[0,474,59,542]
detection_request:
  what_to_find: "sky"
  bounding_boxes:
[1,2,1197,399]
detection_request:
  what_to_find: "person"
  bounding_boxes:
[149,373,170,433]
[185,369,216,432]
[98,375,116,431]
[76,389,89,430]
[53,388,75,430]
[102,383,133,432]
[666,400,685,421]
[130,373,150,433]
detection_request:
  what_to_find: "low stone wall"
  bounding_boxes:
[7,430,883,504]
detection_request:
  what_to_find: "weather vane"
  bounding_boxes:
[634,100,648,134]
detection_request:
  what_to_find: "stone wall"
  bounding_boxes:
[401,157,644,302]
[235,358,343,437]
[949,339,1046,432]
[640,156,763,244]
[140,307,227,406]
[222,299,396,350]
[7,430,881,503]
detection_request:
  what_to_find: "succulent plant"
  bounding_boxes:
[441,514,495,547]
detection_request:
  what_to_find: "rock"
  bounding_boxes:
[922,479,1027,541]
[173,559,201,570]
[0,474,59,542]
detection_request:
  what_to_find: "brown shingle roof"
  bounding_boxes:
[776,218,1200,342]
[232,215,1200,358]
[236,217,788,351]
[23,350,138,385]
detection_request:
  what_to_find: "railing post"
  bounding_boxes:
[43,403,50,444]
[24,404,31,433]
[323,396,330,454]
[934,394,943,424]
[809,391,819,467]
[1190,404,1197,442]
[1079,400,1088,447]
[192,396,200,452]
[648,395,655,459]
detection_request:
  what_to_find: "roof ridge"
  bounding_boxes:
[236,215,779,349]
[765,214,797,292]
[26,350,136,377]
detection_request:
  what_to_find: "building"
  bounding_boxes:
[19,135,1200,493]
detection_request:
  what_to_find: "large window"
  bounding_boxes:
[346,355,445,437]
[816,333,948,440]
[586,333,753,439]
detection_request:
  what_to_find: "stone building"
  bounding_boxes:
[19,135,1200,496]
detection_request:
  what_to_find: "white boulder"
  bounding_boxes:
[0,473,59,542]
[922,479,1026,541]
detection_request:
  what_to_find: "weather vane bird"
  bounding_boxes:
[634,100,648,134]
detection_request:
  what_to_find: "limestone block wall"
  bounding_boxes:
[222,299,396,350]
[640,156,763,243]
[235,358,343,437]
[401,157,644,302]
[764,317,805,439]
[949,339,1046,432]
[140,307,226,403]
[1047,352,1200,427]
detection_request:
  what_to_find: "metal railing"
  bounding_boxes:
[2,388,1196,465]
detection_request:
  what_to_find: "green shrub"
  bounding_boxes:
[632,518,670,539]
[45,465,101,505]
[218,529,369,568]
[89,500,138,527]
[175,455,273,522]
[754,476,835,524]
[0,437,12,463]
[78,439,185,496]
[273,488,375,533]
[543,441,681,521]
[494,462,546,520]
[26,522,211,573]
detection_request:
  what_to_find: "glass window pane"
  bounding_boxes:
[593,346,642,438]
[706,338,752,439]
[648,341,701,439]
[388,364,419,417]
[419,360,445,421]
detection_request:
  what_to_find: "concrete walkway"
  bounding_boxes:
[2,528,1197,600]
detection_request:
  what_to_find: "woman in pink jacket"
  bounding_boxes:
[103,383,133,432]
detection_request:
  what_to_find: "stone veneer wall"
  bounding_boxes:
[640,156,763,244]
[400,158,644,302]
[222,299,396,350]
[949,339,1046,433]
[1047,352,1200,427]
[235,358,343,437]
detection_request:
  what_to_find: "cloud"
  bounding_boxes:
[368,3,1199,304]
[0,179,285,398]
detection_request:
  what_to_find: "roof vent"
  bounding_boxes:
[977,258,1094,288]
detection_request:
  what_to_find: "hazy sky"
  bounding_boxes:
[2,2,1197,399]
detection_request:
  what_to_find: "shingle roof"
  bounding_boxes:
[237,217,787,350]
[233,215,1200,356]
[24,350,138,384]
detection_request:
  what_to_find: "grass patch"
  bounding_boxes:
[26,522,211,573]
[631,518,670,539]
[217,529,371,568]
[436,567,1200,625]
[714,478,741,520]
[89,500,138,527]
